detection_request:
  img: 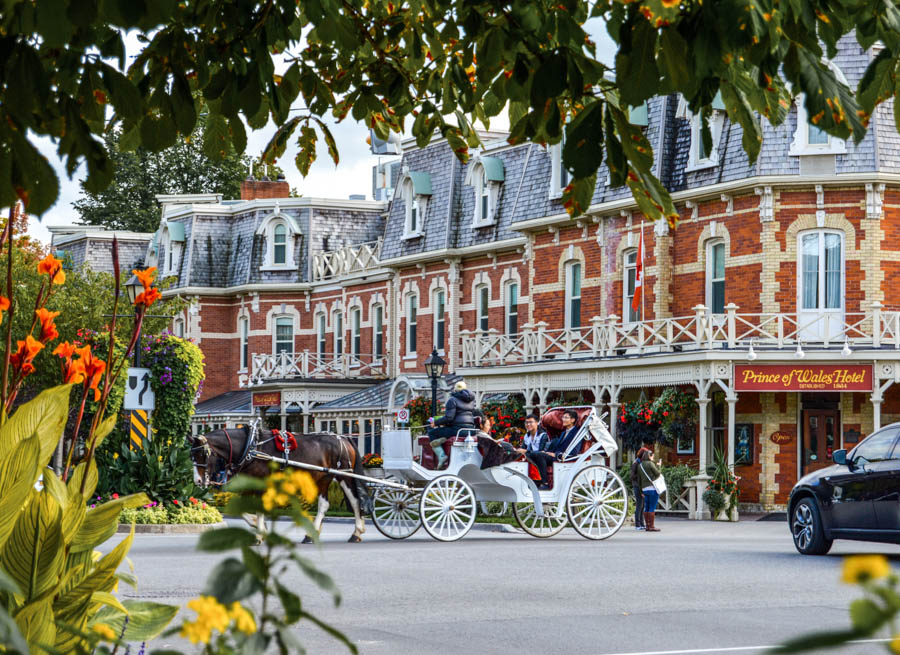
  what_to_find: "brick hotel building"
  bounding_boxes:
[53,37,900,513]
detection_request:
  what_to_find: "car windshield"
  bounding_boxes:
[851,429,899,464]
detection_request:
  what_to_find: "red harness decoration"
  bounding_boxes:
[272,429,298,453]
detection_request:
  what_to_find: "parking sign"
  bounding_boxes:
[397,408,409,424]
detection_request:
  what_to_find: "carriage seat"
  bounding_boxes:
[540,407,594,439]
[417,434,482,469]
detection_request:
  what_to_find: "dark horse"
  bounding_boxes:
[188,423,374,542]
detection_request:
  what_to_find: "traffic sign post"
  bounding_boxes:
[130,409,150,449]
[124,367,155,411]
[397,408,410,425]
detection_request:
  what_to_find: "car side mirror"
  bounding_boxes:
[832,449,847,466]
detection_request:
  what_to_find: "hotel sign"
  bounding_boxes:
[252,391,281,407]
[734,364,872,392]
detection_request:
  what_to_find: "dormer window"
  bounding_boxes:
[160,222,185,277]
[688,111,725,171]
[549,139,569,199]
[400,171,431,240]
[789,60,848,157]
[466,156,504,228]
[256,211,302,270]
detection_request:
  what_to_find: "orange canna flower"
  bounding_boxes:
[37,254,65,284]
[76,345,106,401]
[134,287,162,307]
[0,295,8,325]
[133,267,157,292]
[53,341,85,384]
[35,308,60,343]
[10,335,44,377]
[52,341,76,359]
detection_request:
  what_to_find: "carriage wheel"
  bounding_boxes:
[371,478,422,540]
[512,502,567,538]
[565,465,628,540]
[419,475,477,542]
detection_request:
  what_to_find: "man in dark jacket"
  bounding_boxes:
[528,409,581,489]
[516,414,551,489]
[426,381,476,468]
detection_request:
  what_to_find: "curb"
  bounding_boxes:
[117,522,228,534]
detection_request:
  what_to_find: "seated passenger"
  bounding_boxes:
[516,414,551,490]
[427,381,476,469]
[528,409,582,488]
[475,415,521,469]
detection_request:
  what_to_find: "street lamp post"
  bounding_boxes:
[124,265,145,367]
[423,349,446,419]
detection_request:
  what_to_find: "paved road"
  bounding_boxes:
[109,518,900,654]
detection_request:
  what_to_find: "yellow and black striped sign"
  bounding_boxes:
[130,409,150,449]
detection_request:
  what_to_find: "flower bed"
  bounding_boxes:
[117,498,223,525]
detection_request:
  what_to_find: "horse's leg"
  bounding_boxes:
[339,479,365,543]
[302,491,330,544]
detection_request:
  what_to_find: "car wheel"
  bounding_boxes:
[791,498,833,555]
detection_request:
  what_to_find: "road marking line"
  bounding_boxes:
[599,638,893,655]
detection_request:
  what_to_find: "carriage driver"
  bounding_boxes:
[527,409,582,489]
[426,381,477,469]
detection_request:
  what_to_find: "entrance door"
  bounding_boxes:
[801,409,838,474]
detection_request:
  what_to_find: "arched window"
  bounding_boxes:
[790,61,849,156]
[476,284,489,332]
[406,294,418,354]
[273,224,287,264]
[565,261,582,329]
[274,317,293,355]
[401,172,430,239]
[433,289,446,352]
[372,305,384,359]
[505,281,519,335]
[624,250,640,323]
[706,240,726,315]
[239,316,249,371]
[173,317,185,339]
[467,157,504,228]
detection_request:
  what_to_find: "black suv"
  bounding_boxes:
[788,424,900,555]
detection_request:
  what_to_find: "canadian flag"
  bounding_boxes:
[631,228,644,315]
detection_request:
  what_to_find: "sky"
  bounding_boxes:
[27,19,616,245]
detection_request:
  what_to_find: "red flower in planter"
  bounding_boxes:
[111,493,119,499]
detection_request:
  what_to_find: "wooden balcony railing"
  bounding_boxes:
[251,351,387,380]
[312,239,383,282]
[460,302,900,367]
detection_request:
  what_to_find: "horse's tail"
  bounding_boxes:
[349,440,374,515]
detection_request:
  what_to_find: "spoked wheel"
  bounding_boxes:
[512,501,567,538]
[371,478,422,540]
[566,465,628,540]
[419,475,477,542]
[791,498,832,555]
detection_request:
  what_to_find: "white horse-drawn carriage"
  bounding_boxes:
[370,406,628,541]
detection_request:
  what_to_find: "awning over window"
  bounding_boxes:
[166,221,185,242]
[712,90,726,111]
[408,171,432,195]
[480,156,505,182]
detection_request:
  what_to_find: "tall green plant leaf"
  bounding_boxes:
[0,437,40,551]
[90,600,178,641]
[1,491,63,602]
[69,493,148,553]
[0,385,71,468]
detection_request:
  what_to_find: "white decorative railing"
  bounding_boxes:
[312,239,383,281]
[460,302,900,367]
[657,482,692,514]
[251,351,387,380]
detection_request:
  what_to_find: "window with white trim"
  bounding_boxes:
[402,179,424,239]
[506,282,519,335]
[406,294,418,354]
[259,216,297,269]
[161,230,183,277]
[706,240,726,315]
[316,314,327,358]
[789,62,849,156]
[624,250,640,323]
[550,139,569,198]
[334,311,344,356]
[274,317,293,355]
[565,261,582,329]
[239,317,249,370]
[373,305,384,359]
[433,289,446,352]
[688,112,726,171]
[799,231,843,311]
[174,317,185,338]
[273,224,287,264]
[477,285,489,332]
[351,307,361,357]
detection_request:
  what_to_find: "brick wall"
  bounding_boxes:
[241,179,290,200]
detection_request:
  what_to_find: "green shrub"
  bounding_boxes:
[661,463,698,496]
[119,501,222,524]
[168,504,223,524]
[703,488,727,515]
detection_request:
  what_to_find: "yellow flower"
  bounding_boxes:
[842,555,891,584]
[92,623,117,641]
[181,596,230,644]
[167,439,172,446]
[228,602,257,634]
[891,634,900,655]
[290,470,318,503]
[158,456,163,462]
[112,452,119,460]
[262,487,278,511]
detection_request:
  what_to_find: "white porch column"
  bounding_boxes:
[727,394,737,468]
[697,398,710,473]
[871,389,882,433]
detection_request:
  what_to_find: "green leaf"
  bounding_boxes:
[170,75,197,135]
[616,19,660,106]
[0,384,70,469]
[202,113,230,161]
[290,553,341,605]
[225,475,267,493]
[241,545,267,580]
[1,490,63,601]
[261,116,302,165]
[768,628,864,653]
[90,591,128,615]
[275,580,302,623]
[90,600,178,642]
[67,460,98,504]
[312,117,339,165]
[299,610,357,654]
[848,597,887,633]
[70,493,148,553]
[0,437,40,551]
[101,65,142,122]
[197,526,257,552]
[563,102,604,178]
[203,558,261,604]
[0,605,28,655]
[658,28,692,92]
[14,597,55,653]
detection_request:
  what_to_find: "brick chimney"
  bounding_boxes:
[241,177,290,201]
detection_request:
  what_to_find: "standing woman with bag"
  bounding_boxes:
[638,447,666,532]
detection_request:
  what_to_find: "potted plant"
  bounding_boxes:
[708,448,739,521]
[362,452,385,478]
